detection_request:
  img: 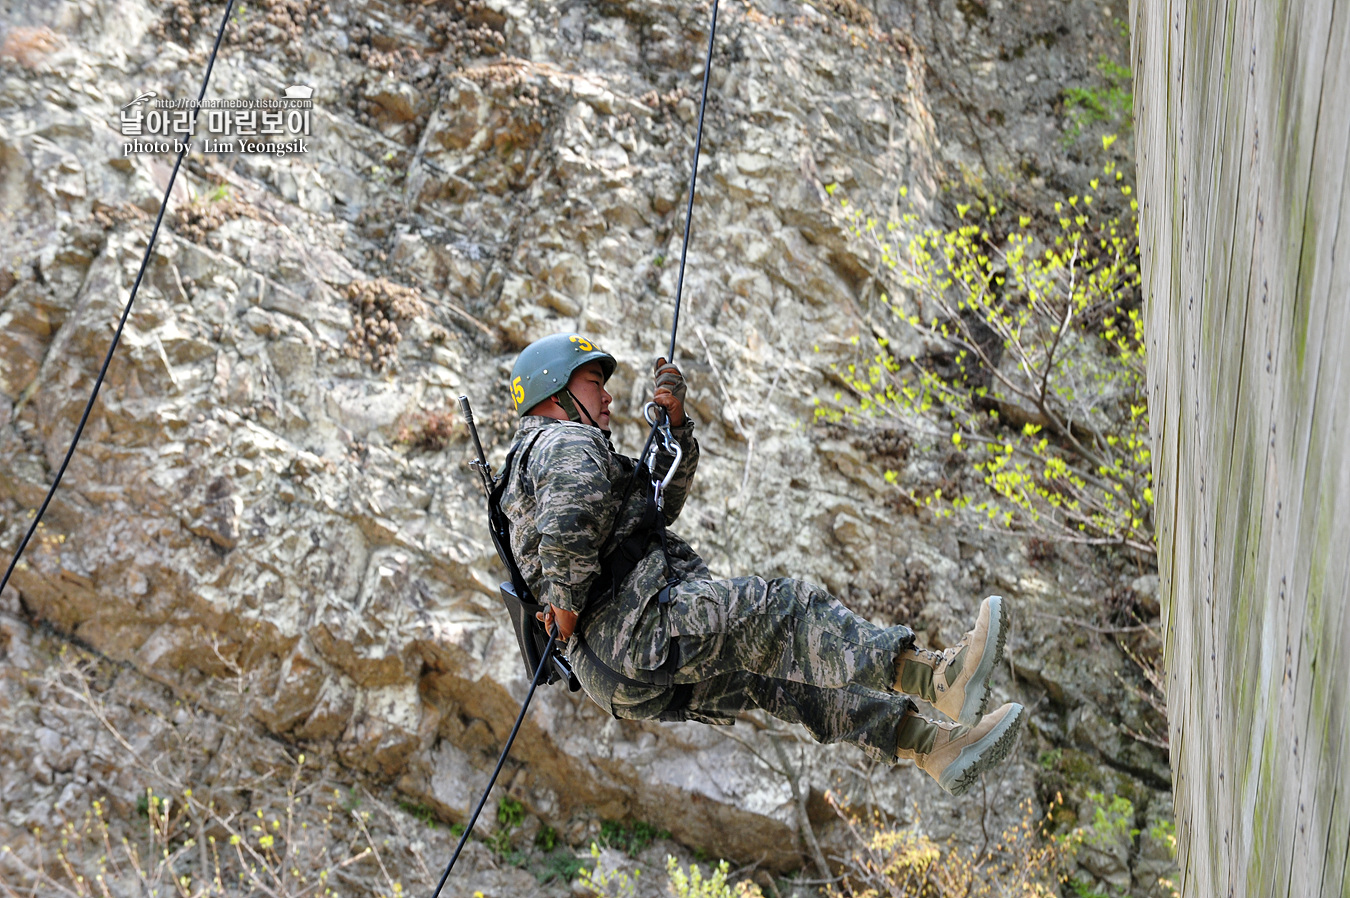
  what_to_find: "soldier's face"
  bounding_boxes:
[564,361,612,429]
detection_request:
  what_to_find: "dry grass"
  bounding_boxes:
[0,639,438,898]
[825,793,1069,898]
[396,409,457,452]
[341,279,428,372]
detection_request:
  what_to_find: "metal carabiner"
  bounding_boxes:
[642,402,684,493]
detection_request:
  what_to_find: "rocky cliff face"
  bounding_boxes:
[2,0,1171,894]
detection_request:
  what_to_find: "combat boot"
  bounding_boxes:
[895,702,1025,796]
[893,595,1007,725]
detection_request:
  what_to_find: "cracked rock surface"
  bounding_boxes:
[1,0,1171,893]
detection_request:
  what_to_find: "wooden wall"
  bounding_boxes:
[1131,1,1350,895]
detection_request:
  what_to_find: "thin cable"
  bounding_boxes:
[667,0,722,364]
[605,0,722,551]
[0,1,238,597]
[430,628,558,898]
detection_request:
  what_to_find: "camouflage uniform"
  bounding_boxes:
[501,415,917,763]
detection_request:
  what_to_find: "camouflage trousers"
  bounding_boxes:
[570,575,917,764]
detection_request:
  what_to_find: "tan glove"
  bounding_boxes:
[652,357,687,426]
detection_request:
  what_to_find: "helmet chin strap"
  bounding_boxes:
[555,390,607,434]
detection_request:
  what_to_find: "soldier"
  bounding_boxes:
[498,332,1024,795]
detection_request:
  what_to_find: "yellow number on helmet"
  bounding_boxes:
[512,376,524,407]
[569,334,593,352]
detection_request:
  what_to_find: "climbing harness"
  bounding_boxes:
[462,394,684,692]
[0,0,238,596]
[442,0,722,890]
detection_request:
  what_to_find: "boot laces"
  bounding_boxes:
[920,643,963,672]
[920,714,972,751]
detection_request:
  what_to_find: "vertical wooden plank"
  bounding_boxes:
[1133,0,1350,895]
[1288,86,1350,894]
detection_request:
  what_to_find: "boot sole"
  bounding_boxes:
[954,595,1007,726]
[938,702,1025,796]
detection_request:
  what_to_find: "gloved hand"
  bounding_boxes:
[652,357,687,427]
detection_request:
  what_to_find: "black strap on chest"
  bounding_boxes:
[586,461,665,602]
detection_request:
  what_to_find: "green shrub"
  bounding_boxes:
[666,856,763,898]
[823,157,1152,557]
[598,818,669,856]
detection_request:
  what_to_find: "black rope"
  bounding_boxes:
[617,0,721,507]
[430,627,558,898]
[667,0,721,364]
[0,0,238,597]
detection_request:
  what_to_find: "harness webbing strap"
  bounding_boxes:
[575,585,681,689]
[576,633,672,688]
[495,430,663,664]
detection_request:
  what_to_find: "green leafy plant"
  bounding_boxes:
[599,818,669,857]
[1063,56,1133,141]
[1054,791,1139,855]
[1148,818,1176,854]
[666,856,763,898]
[535,824,559,852]
[399,799,439,829]
[1053,791,1141,898]
[1148,819,1181,898]
[484,796,526,860]
[823,159,1152,557]
[496,796,524,829]
[535,850,586,885]
[577,842,641,897]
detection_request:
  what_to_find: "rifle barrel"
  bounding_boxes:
[459,395,494,494]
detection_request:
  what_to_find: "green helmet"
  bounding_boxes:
[509,332,617,416]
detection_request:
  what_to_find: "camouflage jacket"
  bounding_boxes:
[500,414,708,696]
